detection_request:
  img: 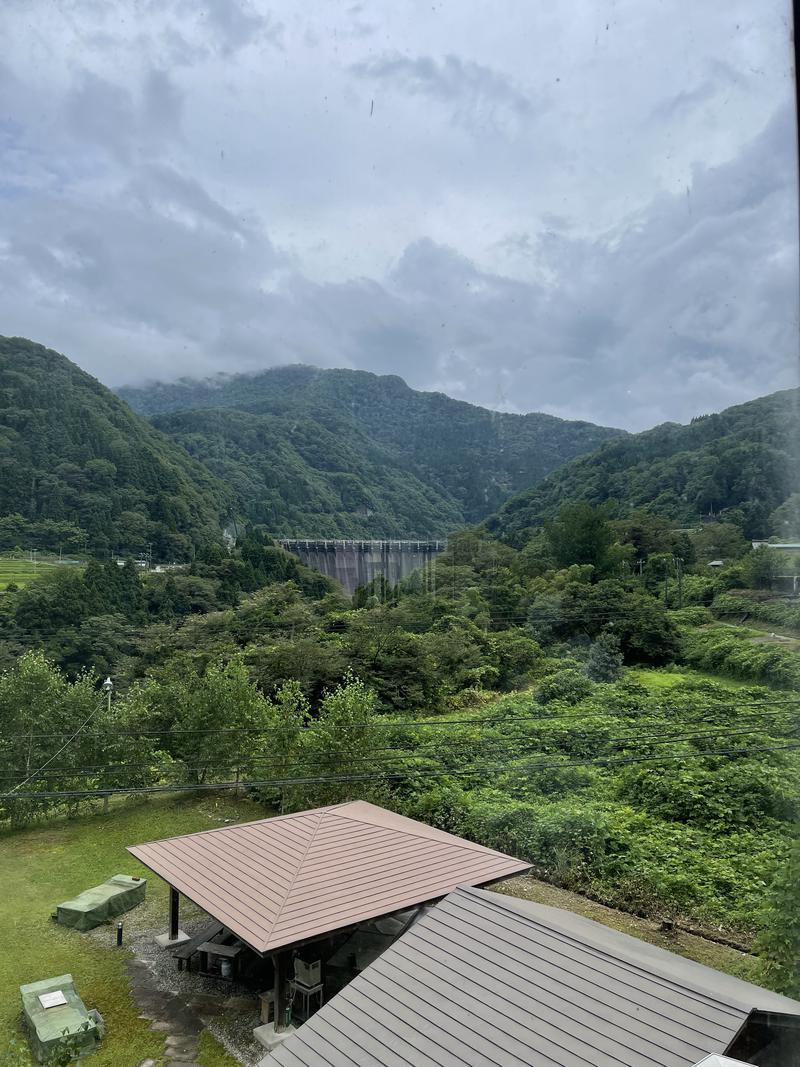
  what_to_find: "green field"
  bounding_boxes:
[0,794,264,1067]
[0,560,63,591]
[0,561,41,591]
[625,665,754,690]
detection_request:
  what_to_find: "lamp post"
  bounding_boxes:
[101,678,113,814]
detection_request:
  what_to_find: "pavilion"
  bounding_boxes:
[127,800,530,1031]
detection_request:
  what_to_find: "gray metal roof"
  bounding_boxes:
[267,885,800,1067]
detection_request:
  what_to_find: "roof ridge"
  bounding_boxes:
[129,802,343,848]
[328,805,513,857]
[263,808,327,951]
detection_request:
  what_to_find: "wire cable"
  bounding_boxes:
[2,739,799,802]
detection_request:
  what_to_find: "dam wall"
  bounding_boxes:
[278,539,446,595]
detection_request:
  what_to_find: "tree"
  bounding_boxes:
[251,681,309,812]
[744,546,780,590]
[0,652,98,825]
[545,502,615,573]
[294,675,381,809]
[490,630,543,689]
[141,658,272,784]
[585,631,624,682]
[692,522,750,562]
[770,494,800,540]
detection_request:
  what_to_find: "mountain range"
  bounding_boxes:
[486,388,800,544]
[118,365,624,538]
[2,336,796,559]
[0,337,231,559]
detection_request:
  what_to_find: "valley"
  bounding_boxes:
[0,338,799,1067]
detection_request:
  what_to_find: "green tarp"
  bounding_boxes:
[56,875,146,932]
[20,974,103,1063]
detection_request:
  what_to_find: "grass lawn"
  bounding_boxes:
[0,786,773,1065]
[0,793,265,1066]
[626,665,756,691]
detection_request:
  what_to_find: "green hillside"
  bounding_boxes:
[0,337,232,559]
[486,389,800,545]
[120,365,624,534]
[150,407,463,538]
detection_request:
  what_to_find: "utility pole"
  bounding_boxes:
[675,556,684,609]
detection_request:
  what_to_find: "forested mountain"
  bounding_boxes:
[0,337,232,558]
[149,407,463,538]
[120,365,624,536]
[487,389,800,545]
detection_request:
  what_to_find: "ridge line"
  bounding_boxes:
[264,808,327,950]
[327,806,522,859]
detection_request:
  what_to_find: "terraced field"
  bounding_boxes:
[0,558,81,590]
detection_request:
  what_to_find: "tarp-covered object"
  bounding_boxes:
[20,974,104,1063]
[56,874,146,931]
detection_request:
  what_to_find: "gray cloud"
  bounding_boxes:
[351,52,539,134]
[0,0,796,430]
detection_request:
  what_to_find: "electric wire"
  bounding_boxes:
[2,739,799,802]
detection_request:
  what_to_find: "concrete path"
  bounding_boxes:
[128,956,205,1067]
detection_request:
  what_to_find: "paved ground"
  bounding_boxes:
[125,928,263,1066]
[129,956,205,1067]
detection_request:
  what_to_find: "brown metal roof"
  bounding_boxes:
[127,801,530,953]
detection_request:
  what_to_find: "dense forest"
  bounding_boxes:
[1,507,798,984]
[0,338,232,559]
[147,407,465,537]
[488,389,800,544]
[120,364,624,534]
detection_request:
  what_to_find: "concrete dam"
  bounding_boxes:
[278,539,446,595]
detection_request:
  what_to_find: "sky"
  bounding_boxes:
[0,0,797,431]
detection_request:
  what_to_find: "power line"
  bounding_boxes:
[5,697,108,796]
[3,739,799,802]
[4,718,797,781]
[8,726,797,782]
[2,697,797,741]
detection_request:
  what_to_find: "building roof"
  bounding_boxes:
[267,885,800,1067]
[127,801,530,954]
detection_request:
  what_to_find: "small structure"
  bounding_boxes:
[56,874,146,932]
[20,974,104,1063]
[128,801,530,1039]
[266,886,800,1067]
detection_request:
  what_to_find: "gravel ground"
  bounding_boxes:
[88,899,265,1066]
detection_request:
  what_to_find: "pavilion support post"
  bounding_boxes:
[169,887,179,942]
[273,949,292,1032]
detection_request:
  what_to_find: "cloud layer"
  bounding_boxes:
[0,0,796,429]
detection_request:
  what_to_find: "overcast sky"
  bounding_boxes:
[0,1,797,430]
